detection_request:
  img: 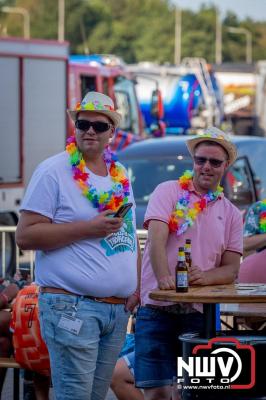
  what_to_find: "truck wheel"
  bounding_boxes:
[0,214,16,277]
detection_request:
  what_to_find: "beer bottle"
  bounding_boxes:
[184,239,192,270]
[176,247,188,293]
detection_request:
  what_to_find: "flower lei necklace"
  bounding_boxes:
[169,170,223,236]
[66,136,130,211]
[259,199,266,232]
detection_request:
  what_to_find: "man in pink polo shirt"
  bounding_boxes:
[135,127,243,400]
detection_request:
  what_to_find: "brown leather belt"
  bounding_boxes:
[39,287,126,304]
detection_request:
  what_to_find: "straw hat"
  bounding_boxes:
[186,127,237,166]
[68,91,122,128]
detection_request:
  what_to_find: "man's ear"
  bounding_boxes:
[224,160,230,171]
[109,126,115,139]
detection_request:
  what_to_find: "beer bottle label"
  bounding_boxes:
[177,271,188,287]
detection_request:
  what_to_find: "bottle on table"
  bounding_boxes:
[184,239,192,270]
[175,247,188,293]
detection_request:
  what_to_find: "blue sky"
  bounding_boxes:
[174,0,266,21]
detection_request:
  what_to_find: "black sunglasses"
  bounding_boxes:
[193,156,226,168]
[75,119,112,133]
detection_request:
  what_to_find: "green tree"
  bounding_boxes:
[82,0,175,63]
[1,0,266,64]
[181,7,217,62]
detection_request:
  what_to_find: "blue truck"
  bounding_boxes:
[128,58,224,135]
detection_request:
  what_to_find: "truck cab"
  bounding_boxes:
[128,58,223,135]
[69,54,145,150]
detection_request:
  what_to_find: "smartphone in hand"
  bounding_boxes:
[113,203,133,218]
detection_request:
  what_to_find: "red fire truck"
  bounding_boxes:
[0,40,146,275]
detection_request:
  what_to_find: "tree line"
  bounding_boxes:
[1,0,266,64]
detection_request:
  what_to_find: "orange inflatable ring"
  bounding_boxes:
[10,284,50,376]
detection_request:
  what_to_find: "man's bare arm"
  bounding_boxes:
[125,238,142,312]
[189,250,240,286]
[243,233,266,252]
[148,220,175,290]
[16,210,123,251]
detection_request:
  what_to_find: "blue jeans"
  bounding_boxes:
[38,293,129,400]
[123,351,135,377]
[135,306,204,388]
[119,333,135,357]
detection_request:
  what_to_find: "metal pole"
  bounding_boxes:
[80,18,89,54]
[0,23,8,36]
[174,6,182,65]
[1,232,5,277]
[1,6,30,39]
[246,30,252,64]
[203,304,217,339]
[227,26,252,64]
[23,9,30,39]
[58,0,65,42]
[215,8,222,64]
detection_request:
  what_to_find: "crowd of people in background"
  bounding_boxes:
[0,91,265,400]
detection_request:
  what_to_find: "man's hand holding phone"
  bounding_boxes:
[113,203,133,218]
[88,203,133,238]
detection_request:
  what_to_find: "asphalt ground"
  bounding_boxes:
[3,368,266,399]
[1,370,117,399]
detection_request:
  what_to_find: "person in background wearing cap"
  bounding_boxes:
[15,91,141,400]
[134,127,243,400]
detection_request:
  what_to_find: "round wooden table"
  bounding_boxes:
[149,283,266,338]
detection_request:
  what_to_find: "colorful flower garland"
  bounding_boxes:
[66,136,130,211]
[169,170,223,236]
[259,199,266,233]
[75,99,115,112]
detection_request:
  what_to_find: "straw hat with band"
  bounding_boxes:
[68,91,122,128]
[186,127,237,166]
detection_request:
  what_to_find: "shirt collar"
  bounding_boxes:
[187,179,224,199]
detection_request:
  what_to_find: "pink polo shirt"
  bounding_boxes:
[140,180,243,307]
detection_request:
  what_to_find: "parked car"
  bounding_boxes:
[118,135,266,228]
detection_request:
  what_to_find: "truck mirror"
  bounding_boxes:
[150,89,164,119]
